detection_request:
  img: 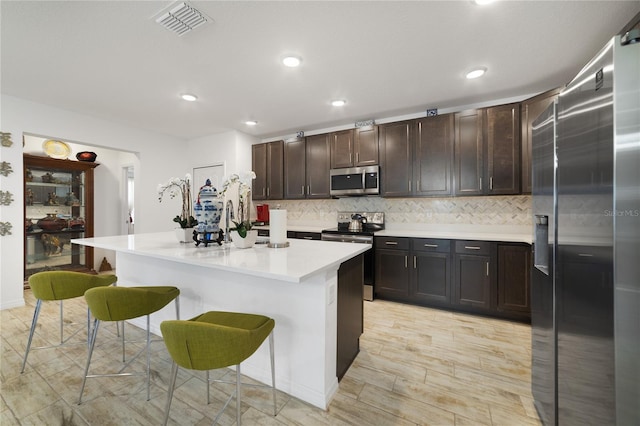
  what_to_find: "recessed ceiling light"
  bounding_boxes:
[466,68,487,79]
[181,93,198,101]
[474,0,495,5]
[245,120,258,126]
[282,56,302,67]
[331,99,346,107]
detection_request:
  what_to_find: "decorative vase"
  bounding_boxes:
[194,179,223,234]
[175,227,194,243]
[230,230,258,249]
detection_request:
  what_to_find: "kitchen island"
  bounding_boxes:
[72,232,369,409]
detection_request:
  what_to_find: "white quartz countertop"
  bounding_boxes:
[253,222,533,244]
[376,225,533,244]
[72,232,370,283]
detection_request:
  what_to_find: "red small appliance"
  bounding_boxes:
[256,204,270,223]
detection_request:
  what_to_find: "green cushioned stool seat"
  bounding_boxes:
[160,311,276,426]
[78,285,180,404]
[21,271,118,373]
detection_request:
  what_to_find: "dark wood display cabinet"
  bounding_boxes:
[23,154,98,280]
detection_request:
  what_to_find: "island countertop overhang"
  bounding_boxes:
[72,232,370,283]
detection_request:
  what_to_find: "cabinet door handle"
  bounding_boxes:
[303,236,313,240]
[385,241,398,246]
[349,153,352,164]
[490,177,494,190]
[262,188,266,197]
[464,246,481,250]
[408,180,412,192]
[424,243,438,248]
[307,185,310,195]
[267,187,270,197]
[479,177,483,190]
[356,152,359,164]
[405,256,408,268]
[413,256,416,269]
[486,262,490,277]
[578,253,594,257]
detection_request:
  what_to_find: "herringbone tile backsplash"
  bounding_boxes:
[262,195,532,226]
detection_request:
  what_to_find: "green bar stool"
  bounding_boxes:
[78,285,180,404]
[21,271,118,373]
[160,311,276,426]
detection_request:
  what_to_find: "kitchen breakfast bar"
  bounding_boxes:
[72,232,369,410]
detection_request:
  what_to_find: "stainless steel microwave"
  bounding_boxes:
[330,165,379,197]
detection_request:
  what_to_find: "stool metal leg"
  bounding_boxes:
[59,300,64,344]
[162,361,179,426]
[121,321,126,362]
[236,364,242,426]
[206,370,211,404]
[146,314,151,401]
[175,295,180,320]
[269,331,276,416]
[21,299,43,373]
[78,318,101,404]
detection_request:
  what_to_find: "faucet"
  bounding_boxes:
[224,199,234,244]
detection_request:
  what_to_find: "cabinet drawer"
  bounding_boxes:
[455,240,491,255]
[256,229,270,237]
[297,232,321,240]
[376,237,409,250]
[412,238,450,253]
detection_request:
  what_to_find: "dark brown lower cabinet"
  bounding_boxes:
[454,253,492,310]
[375,237,531,321]
[497,243,531,317]
[374,237,410,299]
[411,239,451,305]
[336,254,364,380]
[453,240,493,311]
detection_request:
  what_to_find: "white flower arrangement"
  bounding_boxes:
[157,173,197,228]
[219,171,256,234]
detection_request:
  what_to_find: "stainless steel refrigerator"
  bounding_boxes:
[531,28,640,426]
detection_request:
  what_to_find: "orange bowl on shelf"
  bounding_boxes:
[76,151,97,162]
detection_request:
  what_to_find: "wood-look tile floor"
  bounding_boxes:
[1,290,541,425]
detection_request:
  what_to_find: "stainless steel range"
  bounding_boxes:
[321,212,384,301]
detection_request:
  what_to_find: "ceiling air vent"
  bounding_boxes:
[154,2,210,36]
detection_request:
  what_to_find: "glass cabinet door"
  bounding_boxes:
[24,154,97,279]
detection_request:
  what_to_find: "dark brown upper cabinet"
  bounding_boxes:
[413,114,454,196]
[252,141,283,200]
[330,130,355,169]
[330,127,379,169]
[454,109,484,196]
[520,88,561,194]
[284,138,306,199]
[485,103,521,195]
[284,135,331,199]
[380,115,454,197]
[305,134,331,198]
[379,120,413,197]
[454,104,521,196]
[353,125,379,166]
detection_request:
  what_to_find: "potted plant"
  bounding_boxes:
[158,174,197,242]
[229,220,258,249]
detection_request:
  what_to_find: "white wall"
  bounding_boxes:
[0,95,186,309]
[1,95,258,310]
[188,130,256,177]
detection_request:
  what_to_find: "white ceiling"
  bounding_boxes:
[2,1,639,141]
